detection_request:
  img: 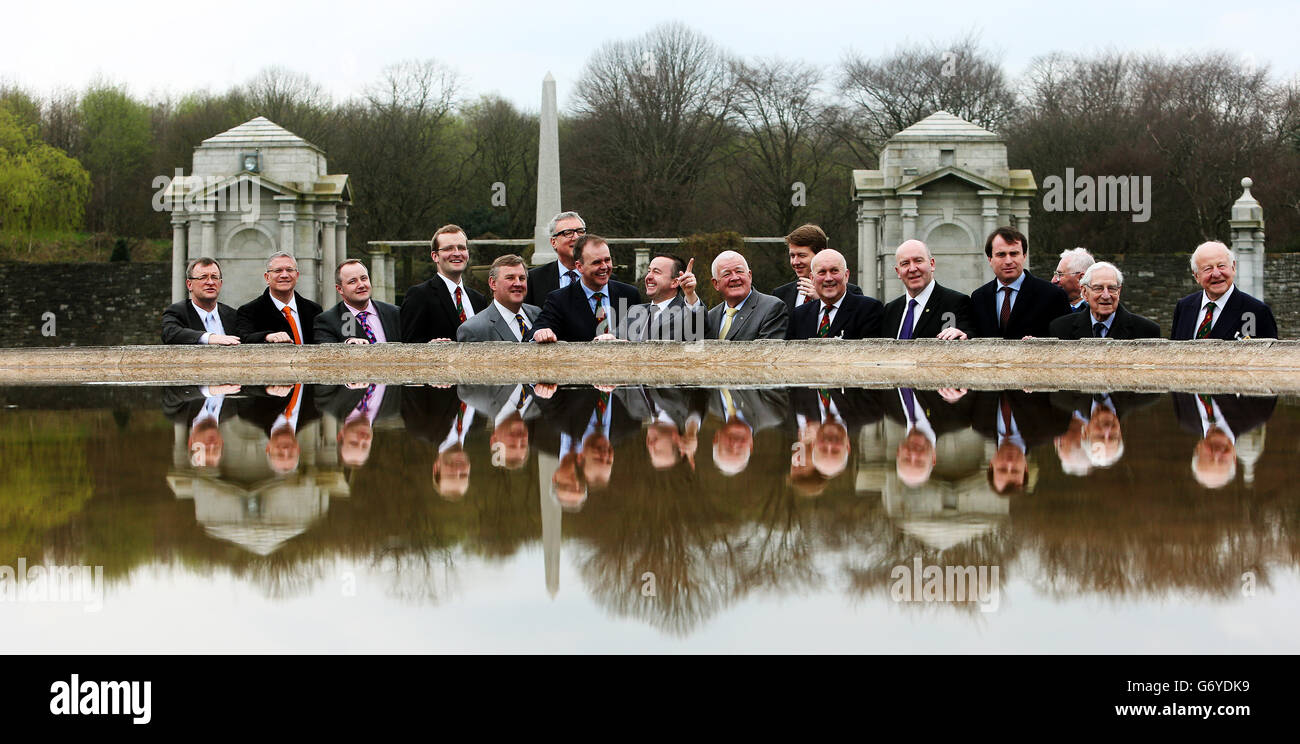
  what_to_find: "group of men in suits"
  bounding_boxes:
[163,215,1279,350]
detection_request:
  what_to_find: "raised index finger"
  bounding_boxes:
[684,258,694,274]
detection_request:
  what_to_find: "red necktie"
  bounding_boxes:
[999,287,1012,332]
[817,305,833,337]
[454,286,467,323]
[282,306,302,345]
[1195,302,1216,339]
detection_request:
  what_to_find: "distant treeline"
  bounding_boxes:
[1,24,1298,259]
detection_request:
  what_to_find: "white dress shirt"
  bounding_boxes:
[439,274,477,321]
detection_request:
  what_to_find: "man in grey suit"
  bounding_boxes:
[626,253,705,341]
[706,250,788,340]
[457,254,540,342]
[314,259,401,343]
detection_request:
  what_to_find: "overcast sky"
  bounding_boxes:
[3,0,1296,113]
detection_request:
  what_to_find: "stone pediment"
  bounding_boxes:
[896,165,1006,194]
[890,110,1002,142]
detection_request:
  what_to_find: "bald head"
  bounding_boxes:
[810,249,850,303]
[894,240,935,296]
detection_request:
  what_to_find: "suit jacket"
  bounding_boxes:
[787,292,884,340]
[879,282,975,339]
[533,386,640,447]
[970,390,1072,449]
[314,300,402,343]
[236,385,321,435]
[457,384,544,424]
[789,386,884,436]
[400,276,489,343]
[706,290,788,340]
[1171,392,1276,438]
[880,387,973,436]
[615,386,708,428]
[626,295,707,341]
[456,302,541,342]
[401,385,480,445]
[706,387,790,432]
[1050,390,1160,421]
[533,279,643,342]
[524,260,580,308]
[235,289,322,344]
[161,386,240,426]
[1169,287,1278,340]
[315,383,403,423]
[970,271,1071,339]
[772,280,863,313]
[1049,304,1161,340]
[162,300,238,344]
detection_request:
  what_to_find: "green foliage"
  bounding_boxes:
[77,83,153,234]
[0,108,90,232]
[110,237,130,262]
[0,413,94,559]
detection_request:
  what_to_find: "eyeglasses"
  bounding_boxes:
[435,244,468,253]
[188,274,222,282]
[552,228,586,239]
[1053,270,1084,279]
[267,267,299,275]
[1086,284,1121,294]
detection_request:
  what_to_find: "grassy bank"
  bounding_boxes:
[0,231,170,263]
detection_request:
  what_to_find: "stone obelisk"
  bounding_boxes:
[532,73,561,265]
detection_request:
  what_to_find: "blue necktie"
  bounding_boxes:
[899,299,917,340]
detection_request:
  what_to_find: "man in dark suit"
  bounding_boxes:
[1049,262,1161,339]
[771,223,863,312]
[1171,391,1277,489]
[457,254,541,342]
[400,224,489,343]
[879,239,975,340]
[235,252,322,344]
[971,389,1072,494]
[163,384,242,468]
[237,384,321,474]
[524,211,586,308]
[625,253,705,341]
[706,251,788,340]
[532,234,642,343]
[787,249,883,340]
[316,382,402,467]
[883,387,973,488]
[970,227,1071,339]
[1170,241,1278,340]
[314,259,401,343]
[1052,247,1094,313]
[162,257,241,345]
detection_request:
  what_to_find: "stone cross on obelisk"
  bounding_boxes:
[532,73,562,265]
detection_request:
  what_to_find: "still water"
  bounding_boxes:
[1,383,1296,652]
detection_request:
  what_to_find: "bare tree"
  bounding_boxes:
[567,22,738,235]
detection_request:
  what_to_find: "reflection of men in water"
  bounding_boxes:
[619,386,704,470]
[1054,415,1092,477]
[459,384,538,470]
[1171,392,1277,489]
[710,387,787,476]
[973,391,1070,495]
[164,384,241,468]
[713,417,754,476]
[237,384,319,475]
[812,418,850,478]
[1080,397,1124,467]
[433,399,477,501]
[885,387,969,487]
[1050,391,1158,471]
[895,427,936,488]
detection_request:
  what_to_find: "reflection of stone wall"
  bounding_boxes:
[0,262,170,347]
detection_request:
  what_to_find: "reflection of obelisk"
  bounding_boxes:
[537,451,561,597]
[532,73,561,265]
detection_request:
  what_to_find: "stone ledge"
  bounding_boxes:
[0,340,1297,393]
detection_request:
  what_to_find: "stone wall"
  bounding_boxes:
[0,262,172,347]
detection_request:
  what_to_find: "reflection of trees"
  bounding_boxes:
[0,412,97,559]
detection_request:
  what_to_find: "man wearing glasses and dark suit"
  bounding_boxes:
[400,224,490,343]
[162,257,241,345]
[524,211,587,308]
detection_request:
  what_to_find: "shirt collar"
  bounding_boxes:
[908,279,937,308]
[494,299,527,323]
[191,301,218,321]
[1201,284,1234,312]
[726,291,752,313]
[269,293,298,313]
[1089,310,1117,330]
[345,300,376,317]
[998,272,1027,292]
[438,273,464,296]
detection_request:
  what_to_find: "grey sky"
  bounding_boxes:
[3,0,1296,113]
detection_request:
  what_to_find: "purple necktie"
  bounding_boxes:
[899,299,917,339]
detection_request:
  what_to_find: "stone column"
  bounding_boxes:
[856,205,878,298]
[199,212,217,257]
[320,213,337,305]
[634,244,650,284]
[367,243,392,304]
[278,199,297,258]
[1230,177,1265,299]
[980,193,999,244]
[171,215,188,303]
[900,193,920,242]
[335,206,348,267]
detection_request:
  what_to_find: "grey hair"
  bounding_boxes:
[265,251,297,272]
[1059,247,1095,273]
[1190,241,1234,273]
[1081,261,1123,288]
[711,250,749,279]
[547,211,585,236]
[186,257,222,278]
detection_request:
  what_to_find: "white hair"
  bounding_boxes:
[1189,241,1235,273]
[265,251,297,272]
[1058,247,1095,273]
[1081,261,1124,288]
[711,250,749,279]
